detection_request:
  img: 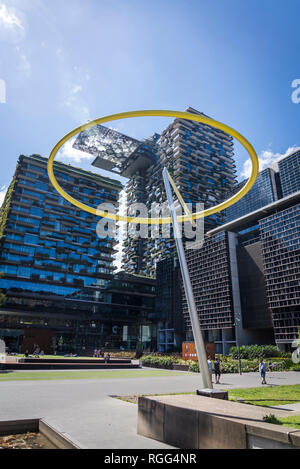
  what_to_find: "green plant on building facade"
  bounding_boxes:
[0,273,6,307]
[0,180,16,308]
[0,179,15,239]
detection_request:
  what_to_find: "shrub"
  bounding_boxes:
[142,352,181,359]
[263,414,282,425]
[141,355,174,369]
[291,363,300,371]
[188,360,239,373]
[187,357,294,374]
[109,351,136,358]
[188,361,199,373]
[229,345,286,360]
[268,358,294,371]
[240,359,259,372]
[140,352,296,373]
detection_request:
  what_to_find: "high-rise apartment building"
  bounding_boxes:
[278,149,300,197]
[183,231,240,354]
[75,107,237,277]
[182,191,300,353]
[0,155,157,353]
[178,148,300,352]
[155,257,184,352]
[225,167,279,222]
[259,203,300,345]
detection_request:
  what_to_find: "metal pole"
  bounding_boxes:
[162,168,213,389]
[234,321,242,375]
[238,344,242,375]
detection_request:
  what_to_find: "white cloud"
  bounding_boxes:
[240,145,300,179]
[71,84,82,94]
[58,137,94,164]
[0,5,29,81]
[0,3,24,30]
[15,46,31,77]
[64,94,90,122]
[0,185,7,206]
[58,59,91,123]
[62,79,90,123]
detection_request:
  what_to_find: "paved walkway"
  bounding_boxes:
[0,369,299,449]
[271,403,300,411]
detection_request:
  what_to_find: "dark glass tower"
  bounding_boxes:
[278,149,300,197]
[0,154,157,353]
[259,203,300,346]
[225,167,278,222]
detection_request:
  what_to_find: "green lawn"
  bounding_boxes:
[0,369,185,381]
[263,414,300,431]
[228,384,300,407]
[278,415,300,430]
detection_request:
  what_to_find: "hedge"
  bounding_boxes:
[188,358,294,374]
[229,345,288,359]
[141,355,174,369]
[141,353,295,373]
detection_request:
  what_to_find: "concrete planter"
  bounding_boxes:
[0,419,83,449]
[138,394,300,449]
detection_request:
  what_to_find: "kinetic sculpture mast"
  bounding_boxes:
[47,109,259,389]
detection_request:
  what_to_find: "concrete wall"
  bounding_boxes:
[138,395,300,449]
[228,232,274,346]
[237,241,273,331]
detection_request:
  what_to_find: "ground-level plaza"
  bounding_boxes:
[0,368,299,449]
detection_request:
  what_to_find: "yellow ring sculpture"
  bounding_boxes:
[47,110,259,224]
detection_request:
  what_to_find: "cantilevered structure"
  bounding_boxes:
[74,107,237,277]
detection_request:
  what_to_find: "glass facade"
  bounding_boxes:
[0,155,157,353]
[259,204,300,344]
[183,231,235,333]
[156,152,300,352]
[278,150,300,197]
[181,196,300,351]
[74,124,140,172]
[225,168,278,222]
[155,257,184,352]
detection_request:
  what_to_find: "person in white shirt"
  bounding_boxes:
[259,359,267,384]
[207,356,213,379]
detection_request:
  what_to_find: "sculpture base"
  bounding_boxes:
[196,388,228,400]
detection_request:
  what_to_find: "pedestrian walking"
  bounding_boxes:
[214,357,221,384]
[259,359,267,384]
[268,361,274,372]
[207,356,213,376]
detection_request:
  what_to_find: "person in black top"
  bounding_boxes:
[214,358,221,384]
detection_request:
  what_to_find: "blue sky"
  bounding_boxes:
[0,0,300,204]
